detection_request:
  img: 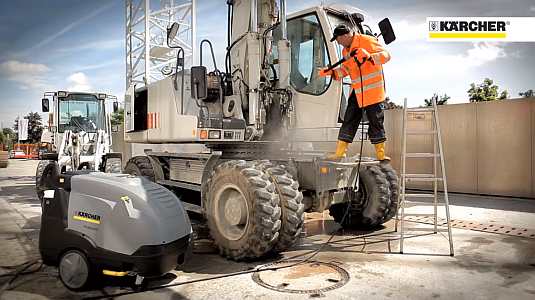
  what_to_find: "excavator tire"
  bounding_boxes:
[124,156,155,182]
[379,162,399,222]
[329,165,390,229]
[205,160,281,260]
[104,157,122,173]
[254,160,304,252]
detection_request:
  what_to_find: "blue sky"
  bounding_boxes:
[1,0,534,127]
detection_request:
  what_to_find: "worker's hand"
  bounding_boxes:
[318,67,333,77]
[355,48,371,62]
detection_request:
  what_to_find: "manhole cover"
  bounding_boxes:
[252,260,350,294]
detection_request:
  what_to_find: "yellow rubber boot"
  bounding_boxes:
[374,142,391,161]
[327,140,349,160]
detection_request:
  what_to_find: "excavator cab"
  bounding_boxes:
[265,5,395,143]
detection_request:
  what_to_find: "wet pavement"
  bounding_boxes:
[1,159,534,299]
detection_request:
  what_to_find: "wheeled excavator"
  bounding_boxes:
[122,1,399,260]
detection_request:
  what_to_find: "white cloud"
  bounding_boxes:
[0,60,50,90]
[386,42,507,106]
[58,39,123,53]
[392,20,427,42]
[67,72,92,92]
[464,43,506,67]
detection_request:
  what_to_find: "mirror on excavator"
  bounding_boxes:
[378,18,396,44]
[167,22,180,47]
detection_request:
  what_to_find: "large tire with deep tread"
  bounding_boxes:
[124,156,155,181]
[255,160,304,251]
[104,157,122,173]
[379,162,399,222]
[329,165,390,228]
[205,160,281,260]
[36,160,60,206]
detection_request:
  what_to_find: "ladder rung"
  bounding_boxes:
[402,227,449,232]
[405,153,439,158]
[407,107,434,112]
[404,193,435,198]
[403,173,435,178]
[402,200,437,206]
[402,213,436,217]
[406,130,437,135]
[405,177,443,182]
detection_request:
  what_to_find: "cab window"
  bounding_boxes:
[273,14,331,95]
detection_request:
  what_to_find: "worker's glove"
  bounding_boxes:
[318,67,333,77]
[354,48,371,64]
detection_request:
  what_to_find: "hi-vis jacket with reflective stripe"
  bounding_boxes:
[332,34,391,108]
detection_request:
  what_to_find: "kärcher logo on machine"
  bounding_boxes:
[73,211,101,224]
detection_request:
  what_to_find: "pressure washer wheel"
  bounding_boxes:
[58,250,91,290]
[329,165,391,228]
[206,160,281,260]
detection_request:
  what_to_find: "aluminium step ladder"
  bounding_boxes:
[395,97,454,256]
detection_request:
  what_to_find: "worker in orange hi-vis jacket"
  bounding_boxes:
[319,24,391,161]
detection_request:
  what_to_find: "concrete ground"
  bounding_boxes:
[0,159,534,300]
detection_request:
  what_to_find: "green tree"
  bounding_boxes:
[383,97,402,110]
[519,89,534,98]
[1,128,15,150]
[13,112,43,143]
[0,131,6,149]
[467,78,507,102]
[499,90,509,100]
[424,93,450,107]
[111,108,124,126]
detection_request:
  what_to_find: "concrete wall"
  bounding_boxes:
[357,97,535,198]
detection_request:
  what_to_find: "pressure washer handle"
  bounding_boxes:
[325,49,360,71]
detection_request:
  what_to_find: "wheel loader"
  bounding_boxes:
[122,1,399,260]
[36,91,123,204]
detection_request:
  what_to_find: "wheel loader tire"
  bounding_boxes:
[379,162,399,222]
[124,156,155,181]
[205,160,281,260]
[254,160,304,252]
[36,160,60,206]
[104,157,122,173]
[329,165,390,229]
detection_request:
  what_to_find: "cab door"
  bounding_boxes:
[276,9,343,140]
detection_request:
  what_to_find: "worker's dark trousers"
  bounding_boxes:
[338,91,387,144]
